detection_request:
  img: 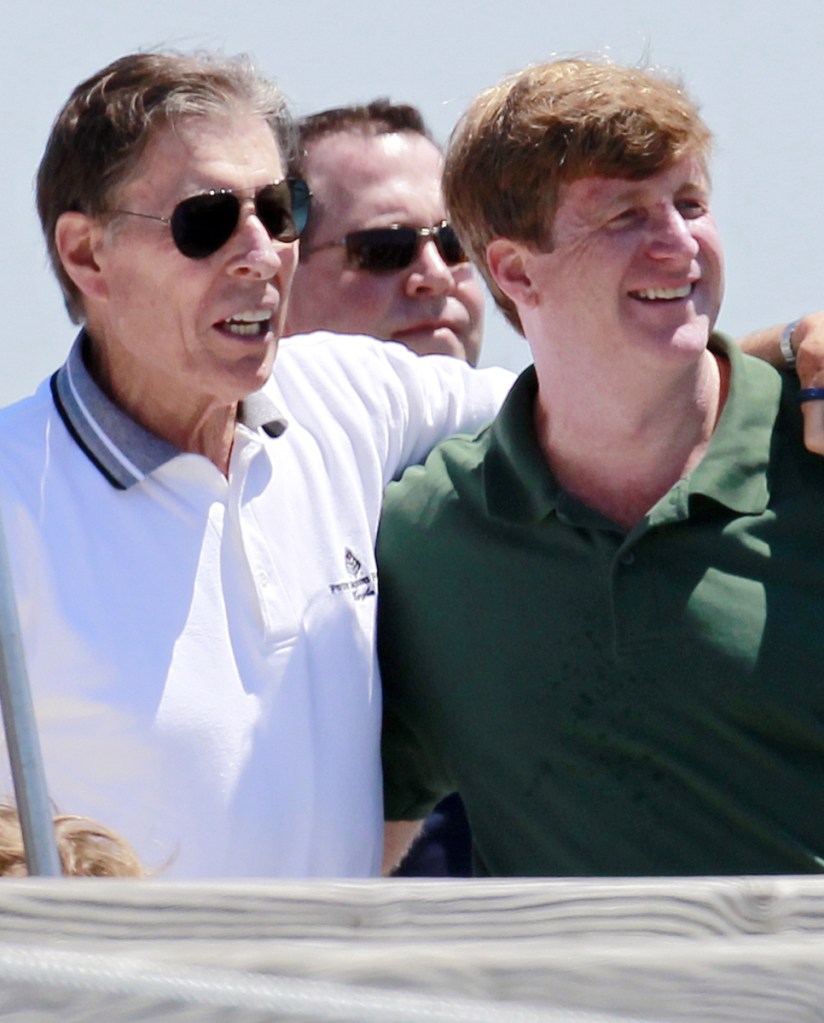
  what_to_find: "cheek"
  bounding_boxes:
[708,238,724,280]
[109,252,182,309]
[696,219,723,261]
[337,275,399,325]
[455,274,486,323]
[108,270,166,330]
[696,228,724,294]
[278,243,299,287]
[290,261,387,329]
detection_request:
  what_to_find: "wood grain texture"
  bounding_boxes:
[2,875,824,943]
[0,876,822,1021]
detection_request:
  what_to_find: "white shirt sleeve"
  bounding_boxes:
[273,332,515,487]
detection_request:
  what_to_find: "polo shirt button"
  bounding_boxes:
[620,551,635,566]
[258,572,269,587]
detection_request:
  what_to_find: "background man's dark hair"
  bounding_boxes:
[292,99,435,246]
[297,99,432,149]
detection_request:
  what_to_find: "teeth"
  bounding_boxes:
[634,285,692,300]
[222,309,271,336]
[226,309,271,323]
[226,322,265,336]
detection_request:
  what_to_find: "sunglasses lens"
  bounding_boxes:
[287,179,311,237]
[171,192,239,259]
[347,228,418,272]
[256,180,310,243]
[436,224,468,266]
[169,179,311,258]
[343,224,467,272]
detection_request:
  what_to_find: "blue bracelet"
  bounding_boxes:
[798,388,824,403]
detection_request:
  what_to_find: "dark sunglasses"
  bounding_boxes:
[108,178,311,259]
[302,221,468,273]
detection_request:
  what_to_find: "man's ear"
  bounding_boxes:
[54,212,109,304]
[486,238,539,310]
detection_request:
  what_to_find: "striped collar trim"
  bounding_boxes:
[51,332,287,490]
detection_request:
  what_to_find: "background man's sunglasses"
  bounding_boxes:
[302,221,468,273]
[108,178,311,260]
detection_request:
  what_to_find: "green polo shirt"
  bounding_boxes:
[378,335,824,876]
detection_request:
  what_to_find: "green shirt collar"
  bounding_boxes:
[484,333,784,525]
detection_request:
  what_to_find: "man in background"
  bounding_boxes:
[286,100,477,875]
[284,100,484,366]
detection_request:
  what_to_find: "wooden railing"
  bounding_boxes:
[0,874,822,1021]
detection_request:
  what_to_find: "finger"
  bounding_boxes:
[801,399,824,455]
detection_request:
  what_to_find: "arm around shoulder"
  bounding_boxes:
[379,343,514,478]
[382,819,424,876]
[737,312,824,454]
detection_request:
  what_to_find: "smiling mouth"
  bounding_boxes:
[630,284,694,301]
[218,309,273,338]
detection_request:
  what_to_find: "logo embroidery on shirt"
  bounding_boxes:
[330,548,377,601]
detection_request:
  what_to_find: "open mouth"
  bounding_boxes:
[630,284,694,302]
[218,309,273,338]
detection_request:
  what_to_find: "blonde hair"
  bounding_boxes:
[0,802,145,877]
[443,58,713,333]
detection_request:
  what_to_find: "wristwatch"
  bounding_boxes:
[781,318,801,370]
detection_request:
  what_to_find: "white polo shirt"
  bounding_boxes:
[0,331,511,878]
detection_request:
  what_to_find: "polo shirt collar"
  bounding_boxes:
[484,332,782,524]
[684,334,779,514]
[50,331,287,490]
[483,364,561,523]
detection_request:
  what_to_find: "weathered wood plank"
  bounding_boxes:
[0,933,822,1022]
[1,878,823,1021]
[1,875,824,944]
[0,943,573,1023]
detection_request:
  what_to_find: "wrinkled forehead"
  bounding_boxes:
[112,111,285,204]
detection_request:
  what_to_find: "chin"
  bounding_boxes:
[400,331,469,362]
[225,349,277,398]
[649,316,709,354]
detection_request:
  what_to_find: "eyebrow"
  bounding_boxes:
[588,176,710,218]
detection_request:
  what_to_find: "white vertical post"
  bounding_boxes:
[0,509,61,876]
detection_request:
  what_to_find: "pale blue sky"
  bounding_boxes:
[5,0,824,404]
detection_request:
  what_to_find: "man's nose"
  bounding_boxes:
[403,238,455,296]
[226,206,286,280]
[646,205,699,260]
